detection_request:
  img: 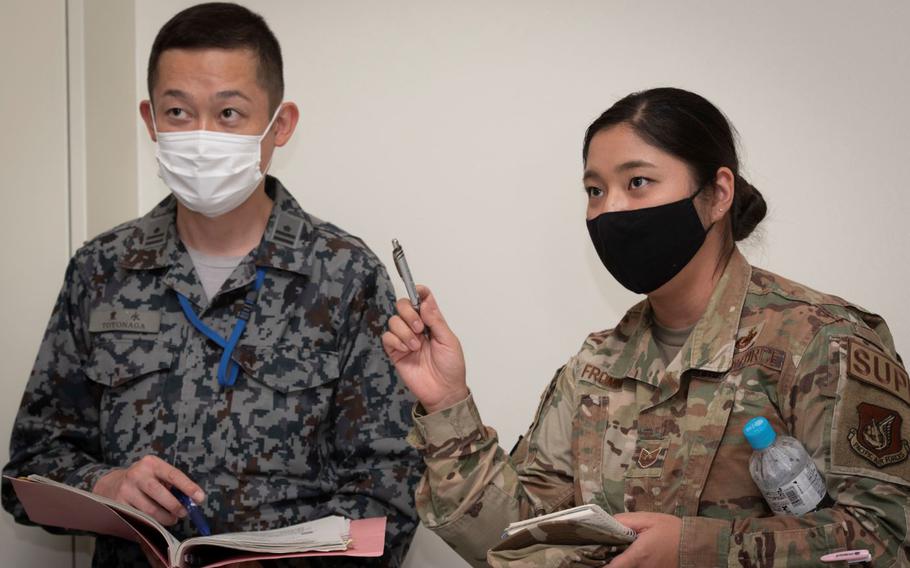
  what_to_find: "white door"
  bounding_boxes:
[0,0,78,565]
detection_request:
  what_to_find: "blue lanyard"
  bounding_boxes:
[176,268,266,387]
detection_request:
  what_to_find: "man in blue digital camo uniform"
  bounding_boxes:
[1,3,421,566]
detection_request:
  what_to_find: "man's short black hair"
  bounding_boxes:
[147,2,284,112]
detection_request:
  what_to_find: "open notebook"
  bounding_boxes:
[7,474,385,568]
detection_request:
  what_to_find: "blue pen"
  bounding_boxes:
[169,486,212,537]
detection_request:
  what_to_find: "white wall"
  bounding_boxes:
[84,0,138,239]
[1,0,137,564]
[0,1,77,566]
[3,1,908,566]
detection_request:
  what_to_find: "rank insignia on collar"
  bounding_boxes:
[269,212,304,248]
[848,402,909,468]
[143,225,166,249]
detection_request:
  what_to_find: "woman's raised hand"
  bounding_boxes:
[381,285,469,414]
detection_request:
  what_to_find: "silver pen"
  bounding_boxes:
[392,239,428,336]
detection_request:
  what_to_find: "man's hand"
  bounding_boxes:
[92,455,205,526]
[607,512,681,568]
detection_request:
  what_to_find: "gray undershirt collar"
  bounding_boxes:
[652,320,695,366]
[185,245,245,301]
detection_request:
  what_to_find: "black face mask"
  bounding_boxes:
[586,187,709,294]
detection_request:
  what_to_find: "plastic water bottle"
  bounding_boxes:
[743,416,828,516]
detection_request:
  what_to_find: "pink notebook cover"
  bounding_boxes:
[8,476,385,567]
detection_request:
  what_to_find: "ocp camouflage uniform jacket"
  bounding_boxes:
[409,249,910,567]
[2,177,422,567]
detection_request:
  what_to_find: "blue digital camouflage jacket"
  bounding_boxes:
[2,176,422,567]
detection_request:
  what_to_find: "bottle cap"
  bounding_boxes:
[743,416,777,450]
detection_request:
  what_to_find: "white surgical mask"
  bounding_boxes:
[152,106,281,218]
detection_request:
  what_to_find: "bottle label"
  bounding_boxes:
[761,462,828,516]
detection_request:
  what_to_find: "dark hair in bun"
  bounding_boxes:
[583,87,766,241]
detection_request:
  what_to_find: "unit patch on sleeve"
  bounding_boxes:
[830,338,910,486]
[847,403,909,467]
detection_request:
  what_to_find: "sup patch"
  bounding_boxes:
[848,340,910,405]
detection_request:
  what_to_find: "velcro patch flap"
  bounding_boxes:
[830,338,910,486]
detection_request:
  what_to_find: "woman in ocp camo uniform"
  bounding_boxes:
[382,88,910,568]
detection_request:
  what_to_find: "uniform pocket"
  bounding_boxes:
[85,339,173,388]
[233,343,340,393]
[84,339,175,465]
[731,522,847,566]
[227,343,341,476]
[571,376,641,514]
